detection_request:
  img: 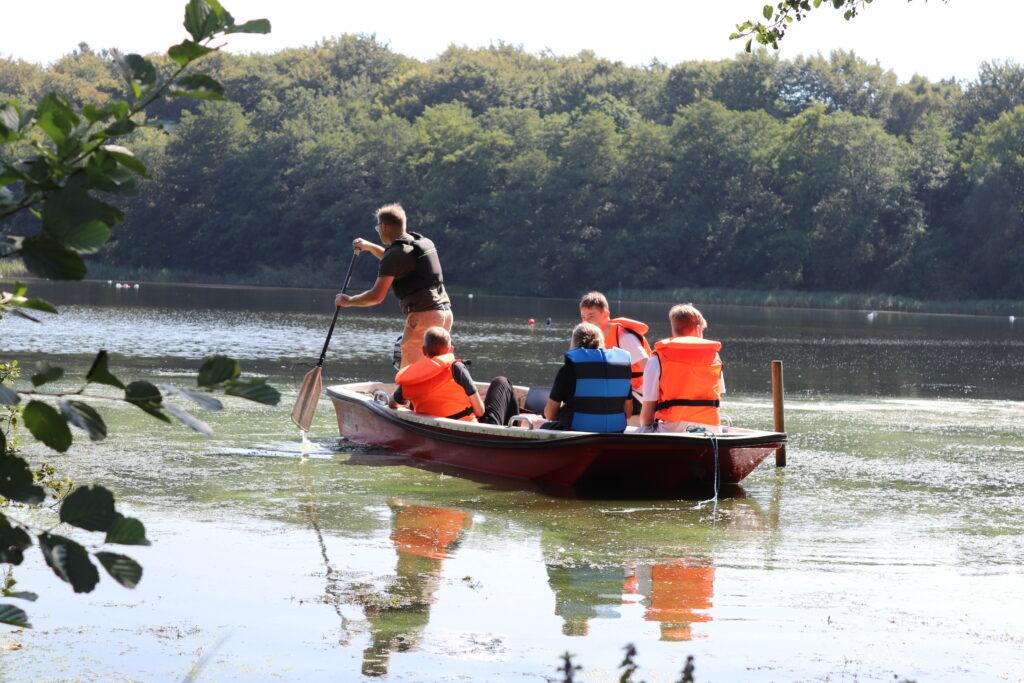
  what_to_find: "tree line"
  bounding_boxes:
[3,39,1023,300]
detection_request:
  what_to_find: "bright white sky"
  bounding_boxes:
[2,0,1020,84]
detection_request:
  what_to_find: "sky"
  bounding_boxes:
[2,0,1021,83]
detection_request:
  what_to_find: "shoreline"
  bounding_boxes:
[4,272,1022,320]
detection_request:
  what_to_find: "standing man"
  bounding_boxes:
[335,204,452,368]
[578,291,652,414]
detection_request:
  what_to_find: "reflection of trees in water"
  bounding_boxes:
[361,503,471,677]
[547,565,625,636]
[546,559,715,641]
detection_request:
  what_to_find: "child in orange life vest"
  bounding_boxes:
[579,291,652,415]
[638,304,726,433]
[391,326,520,425]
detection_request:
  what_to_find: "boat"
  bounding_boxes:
[325,382,786,493]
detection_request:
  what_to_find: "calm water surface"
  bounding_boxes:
[1,280,1023,682]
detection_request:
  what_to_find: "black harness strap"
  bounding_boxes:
[446,406,474,420]
[655,398,720,410]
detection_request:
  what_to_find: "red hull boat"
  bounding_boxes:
[326,382,786,492]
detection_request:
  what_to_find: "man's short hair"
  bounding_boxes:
[579,291,609,312]
[571,322,604,350]
[375,203,406,232]
[669,304,707,335]
[423,326,452,356]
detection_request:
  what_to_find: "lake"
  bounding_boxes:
[2,280,1023,682]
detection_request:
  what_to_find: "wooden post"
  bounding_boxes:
[771,360,787,467]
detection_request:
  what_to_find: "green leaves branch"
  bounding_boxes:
[0,0,270,281]
[1,0,272,630]
[0,484,151,627]
[730,1,949,51]
[5,350,280,451]
[1,350,278,627]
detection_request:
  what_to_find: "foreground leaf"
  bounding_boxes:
[95,552,142,589]
[0,455,45,505]
[197,356,239,387]
[164,402,213,436]
[225,18,271,34]
[19,234,87,281]
[38,533,100,593]
[31,364,64,388]
[0,604,30,628]
[8,309,40,323]
[167,40,215,66]
[158,384,223,411]
[115,53,157,99]
[60,401,108,441]
[124,381,170,423]
[85,350,126,390]
[41,179,117,253]
[167,74,225,100]
[1,591,38,602]
[0,516,33,564]
[59,485,120,532]
[184,0,225,41]
[82,100,129,124]
[15,297,58,314]
[22,401,73,453]
[105,516,150,546]
[0,384,19,406]
[225,378,280,406]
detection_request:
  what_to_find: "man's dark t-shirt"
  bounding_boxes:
[379,234,450,313]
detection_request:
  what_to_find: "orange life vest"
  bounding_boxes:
[652,336,723,425]
[390,505,470,560]
[604,317,653,393]
[394,352,476,421]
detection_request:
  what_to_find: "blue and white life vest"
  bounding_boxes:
[565,347,632,433]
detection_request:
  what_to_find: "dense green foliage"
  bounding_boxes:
[4,33,1023,301]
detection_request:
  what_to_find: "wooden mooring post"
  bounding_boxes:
[771,360,787,467]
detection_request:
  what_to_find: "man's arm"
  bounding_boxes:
[543,399,560,421]
[639,400,657,427]
[543,364,573,421]
[618,332,649,368]
[336,275,393,307]
[470,392,486,418]
[639,355,661,426]
[452,362,485,418]
[353,238,386,260]
[390,385,407,410]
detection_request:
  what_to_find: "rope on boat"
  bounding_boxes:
[693,429,721,509]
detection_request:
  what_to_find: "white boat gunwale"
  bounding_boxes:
[325,383,787,451]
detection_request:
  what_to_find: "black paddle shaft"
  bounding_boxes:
[316,249,360,367]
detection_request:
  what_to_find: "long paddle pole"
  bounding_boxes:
[291,250,360,431]
[315,250,360,368]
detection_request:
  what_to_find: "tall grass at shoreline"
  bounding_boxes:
[11,263,1023,317]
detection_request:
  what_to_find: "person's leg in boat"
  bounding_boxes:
[478,376,520,425]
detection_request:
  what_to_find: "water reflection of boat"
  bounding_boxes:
[361,502,471,677]
[545,559,715,641]
[326,382,786,493]
[626,561,714,641]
